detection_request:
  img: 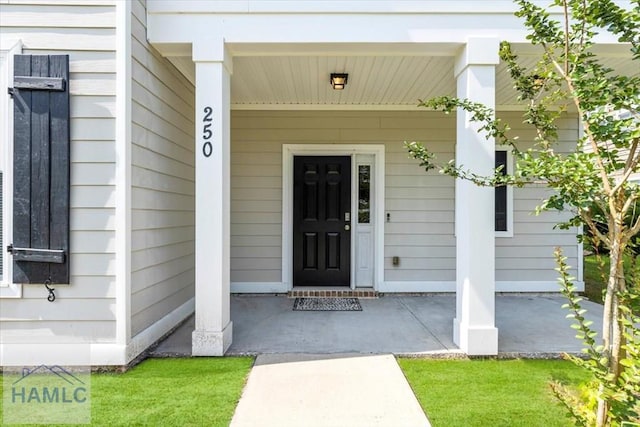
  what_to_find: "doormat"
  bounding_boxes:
[293,297,362,311]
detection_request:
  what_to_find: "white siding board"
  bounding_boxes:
[231,224,282,236]
[497,269,575,281]
[131,210,194,230]
[131,103,192,146]
[130,254,194,294]
[232,188,281,201]
[232,258,281,271]
[1,27,115,51]
[70,118,115,140]
[232,176,281,189]
[21,276,116,298]
[131,285,193,336]
[72,163,116,185]
[70,208,115,230]
[131,270,193,314]
[71,96,116,118]
[71,186,115,208]
[232,212,281,224]
[1,1,113,5]
[384,257,455,270]
[232,200,282,213]
[131,243,194,274]
[23,50,116,73]
[231,247,282,258]
[129,0,195,336]
[131,227,194,253]
[70,254,115,276]
[387,211,454,223]
[1,299,115,321]
[71,230,115,253]
[132,80,193,128]
[69,72,115,96]
[72,140,116,163]
[132,124,194,165]
[385,270,455,281]
[132,166,194,195]
[231,271,282,282]
[131,187,194,211]
[232,164,281,177]
[384,246,456,258]
[232,236,281,247]
[0,321,115,343]
[131,140,193,173]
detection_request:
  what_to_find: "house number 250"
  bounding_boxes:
[202,106,213,157]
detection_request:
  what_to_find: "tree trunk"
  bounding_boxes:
[596,232,626,426]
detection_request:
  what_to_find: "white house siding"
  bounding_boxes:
[0,0,117,343]
[497,113,581,284]
[230,110,580,289]
[129,0,195,336]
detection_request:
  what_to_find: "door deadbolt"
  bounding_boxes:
[345,224,350,231]
[345,212,351,222]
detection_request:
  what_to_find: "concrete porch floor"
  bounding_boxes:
[150,294,604,357]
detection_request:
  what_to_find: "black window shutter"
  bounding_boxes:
[495,150,508,232]
[11,55,70,284]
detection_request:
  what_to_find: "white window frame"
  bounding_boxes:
[495,145,514,238]
[0,39,22,297]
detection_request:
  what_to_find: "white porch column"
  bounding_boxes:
[192,39,233,356]
[453,38,500,355]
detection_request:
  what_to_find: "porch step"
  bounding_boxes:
[288,289,379,299]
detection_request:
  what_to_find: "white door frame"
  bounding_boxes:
[282,144,385,290]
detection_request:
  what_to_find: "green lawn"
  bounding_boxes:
[399,358,590,427]
[1,357,253,427]
[583,253,639,304]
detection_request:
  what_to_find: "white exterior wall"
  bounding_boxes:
[231,110,581,290]
[497,115,581,285]
[0,1,118,348]
[129,0,195,337]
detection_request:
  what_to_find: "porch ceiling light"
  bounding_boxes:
[330,73,348,90]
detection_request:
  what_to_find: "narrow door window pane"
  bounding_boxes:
[358,165,370,223]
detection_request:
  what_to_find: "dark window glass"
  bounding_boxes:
[358,165,370,223]
[495,151,508,231]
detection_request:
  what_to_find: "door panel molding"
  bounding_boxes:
[293,156,351,286]
[282,144,385,290]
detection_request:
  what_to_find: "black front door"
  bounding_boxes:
[293,156,351,286]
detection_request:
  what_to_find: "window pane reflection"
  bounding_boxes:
[358,165,370,223]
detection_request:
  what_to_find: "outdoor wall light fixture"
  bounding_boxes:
[330,73,348,90]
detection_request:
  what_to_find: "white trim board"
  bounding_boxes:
[115,0,132,346]
[125,297,194,362]
[0,298,195,366]
[231,281,583,293]
[282,144,385,291]
[231,282,288,293]
[0,40,22,297]
[1,343,126,367]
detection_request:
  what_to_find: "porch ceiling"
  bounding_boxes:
[165,46,638,110]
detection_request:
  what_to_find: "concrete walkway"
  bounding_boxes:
[150,294,604,427]
[230,354,430,427]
